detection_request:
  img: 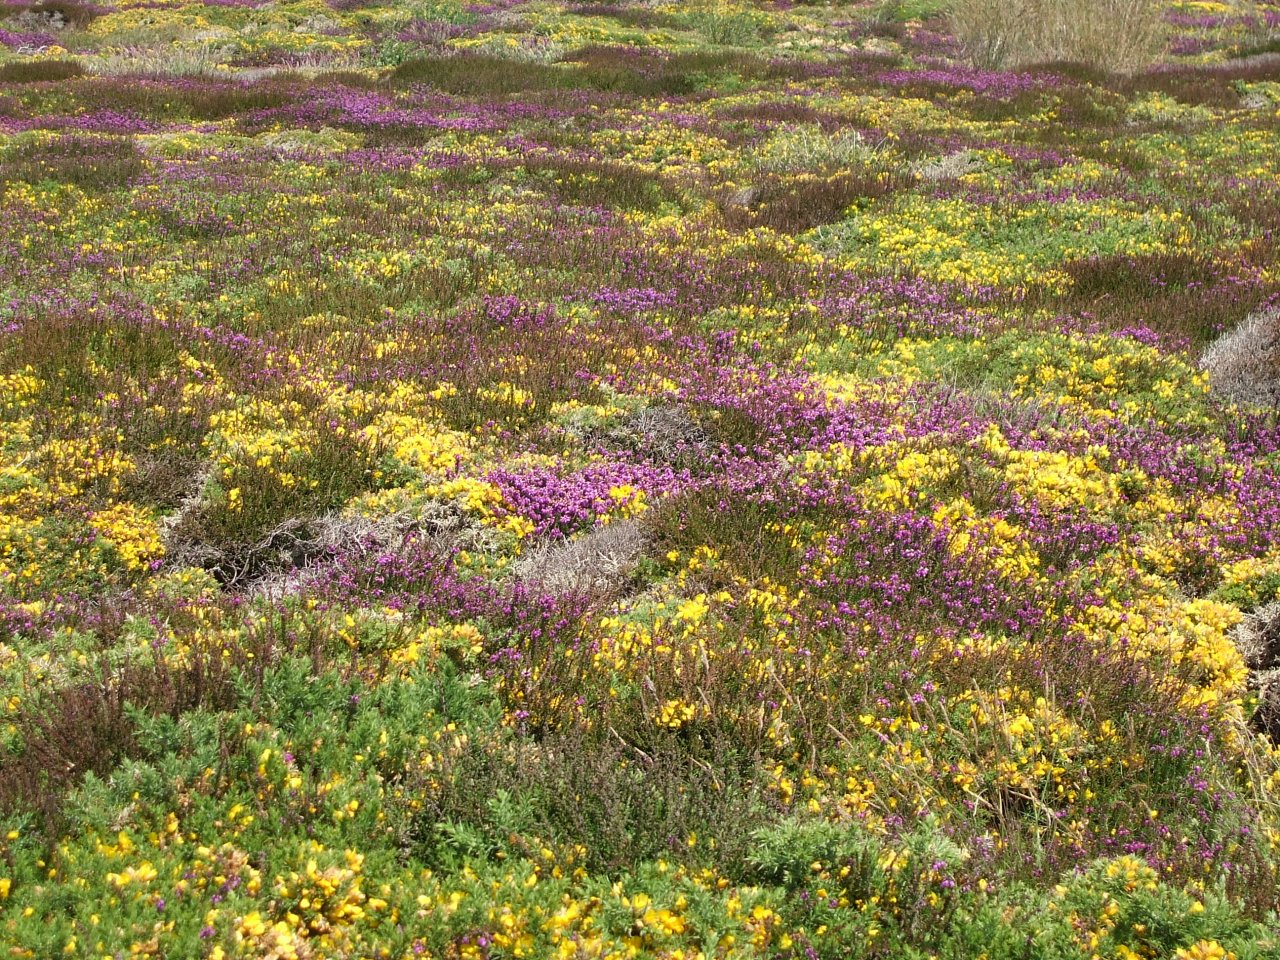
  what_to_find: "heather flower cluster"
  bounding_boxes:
[1,0,1280,958]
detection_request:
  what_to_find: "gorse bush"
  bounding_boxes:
[951,0,1167,71]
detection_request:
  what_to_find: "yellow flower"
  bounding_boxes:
[90,503,165,571]
[656,700,701,730]
[238,911,267,938]
[641,906,686,936]
[675,594,709,624]
[1175,941,1234,960]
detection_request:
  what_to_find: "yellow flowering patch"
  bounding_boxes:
[90,503,165,572]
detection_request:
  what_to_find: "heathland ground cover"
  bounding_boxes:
[3,0,1280,957]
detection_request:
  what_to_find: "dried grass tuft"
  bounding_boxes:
[950,0,1166,72]
[513,519,646,596]
[1202,308,1280,409]
[1232,601,1280,741]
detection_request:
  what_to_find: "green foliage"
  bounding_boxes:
[677,2,774,47]
[872,0,952,22]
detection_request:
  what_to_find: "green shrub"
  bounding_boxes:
[678,1,774,47]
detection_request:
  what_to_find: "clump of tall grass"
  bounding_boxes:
[751,123,878,174]
[950,0,1166,71]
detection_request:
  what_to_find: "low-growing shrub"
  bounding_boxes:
[1034,252,1280,347]
[28,0,100,27]
[677,0,774,47]
[870,0,951,22]
[0,58,83,83]
[391,53,569,95]
[392,47,812,98]
[721,169,911,234]
[418,729,770,874]
[512,519,647,597]
[0,133,142,188]
[1120,57,1280,108]
[0,652,241,834]
[60,74,301,120]
[566,2,682,30]
[527,155,671,211]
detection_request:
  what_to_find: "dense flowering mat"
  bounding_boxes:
[4,0,1280,957]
